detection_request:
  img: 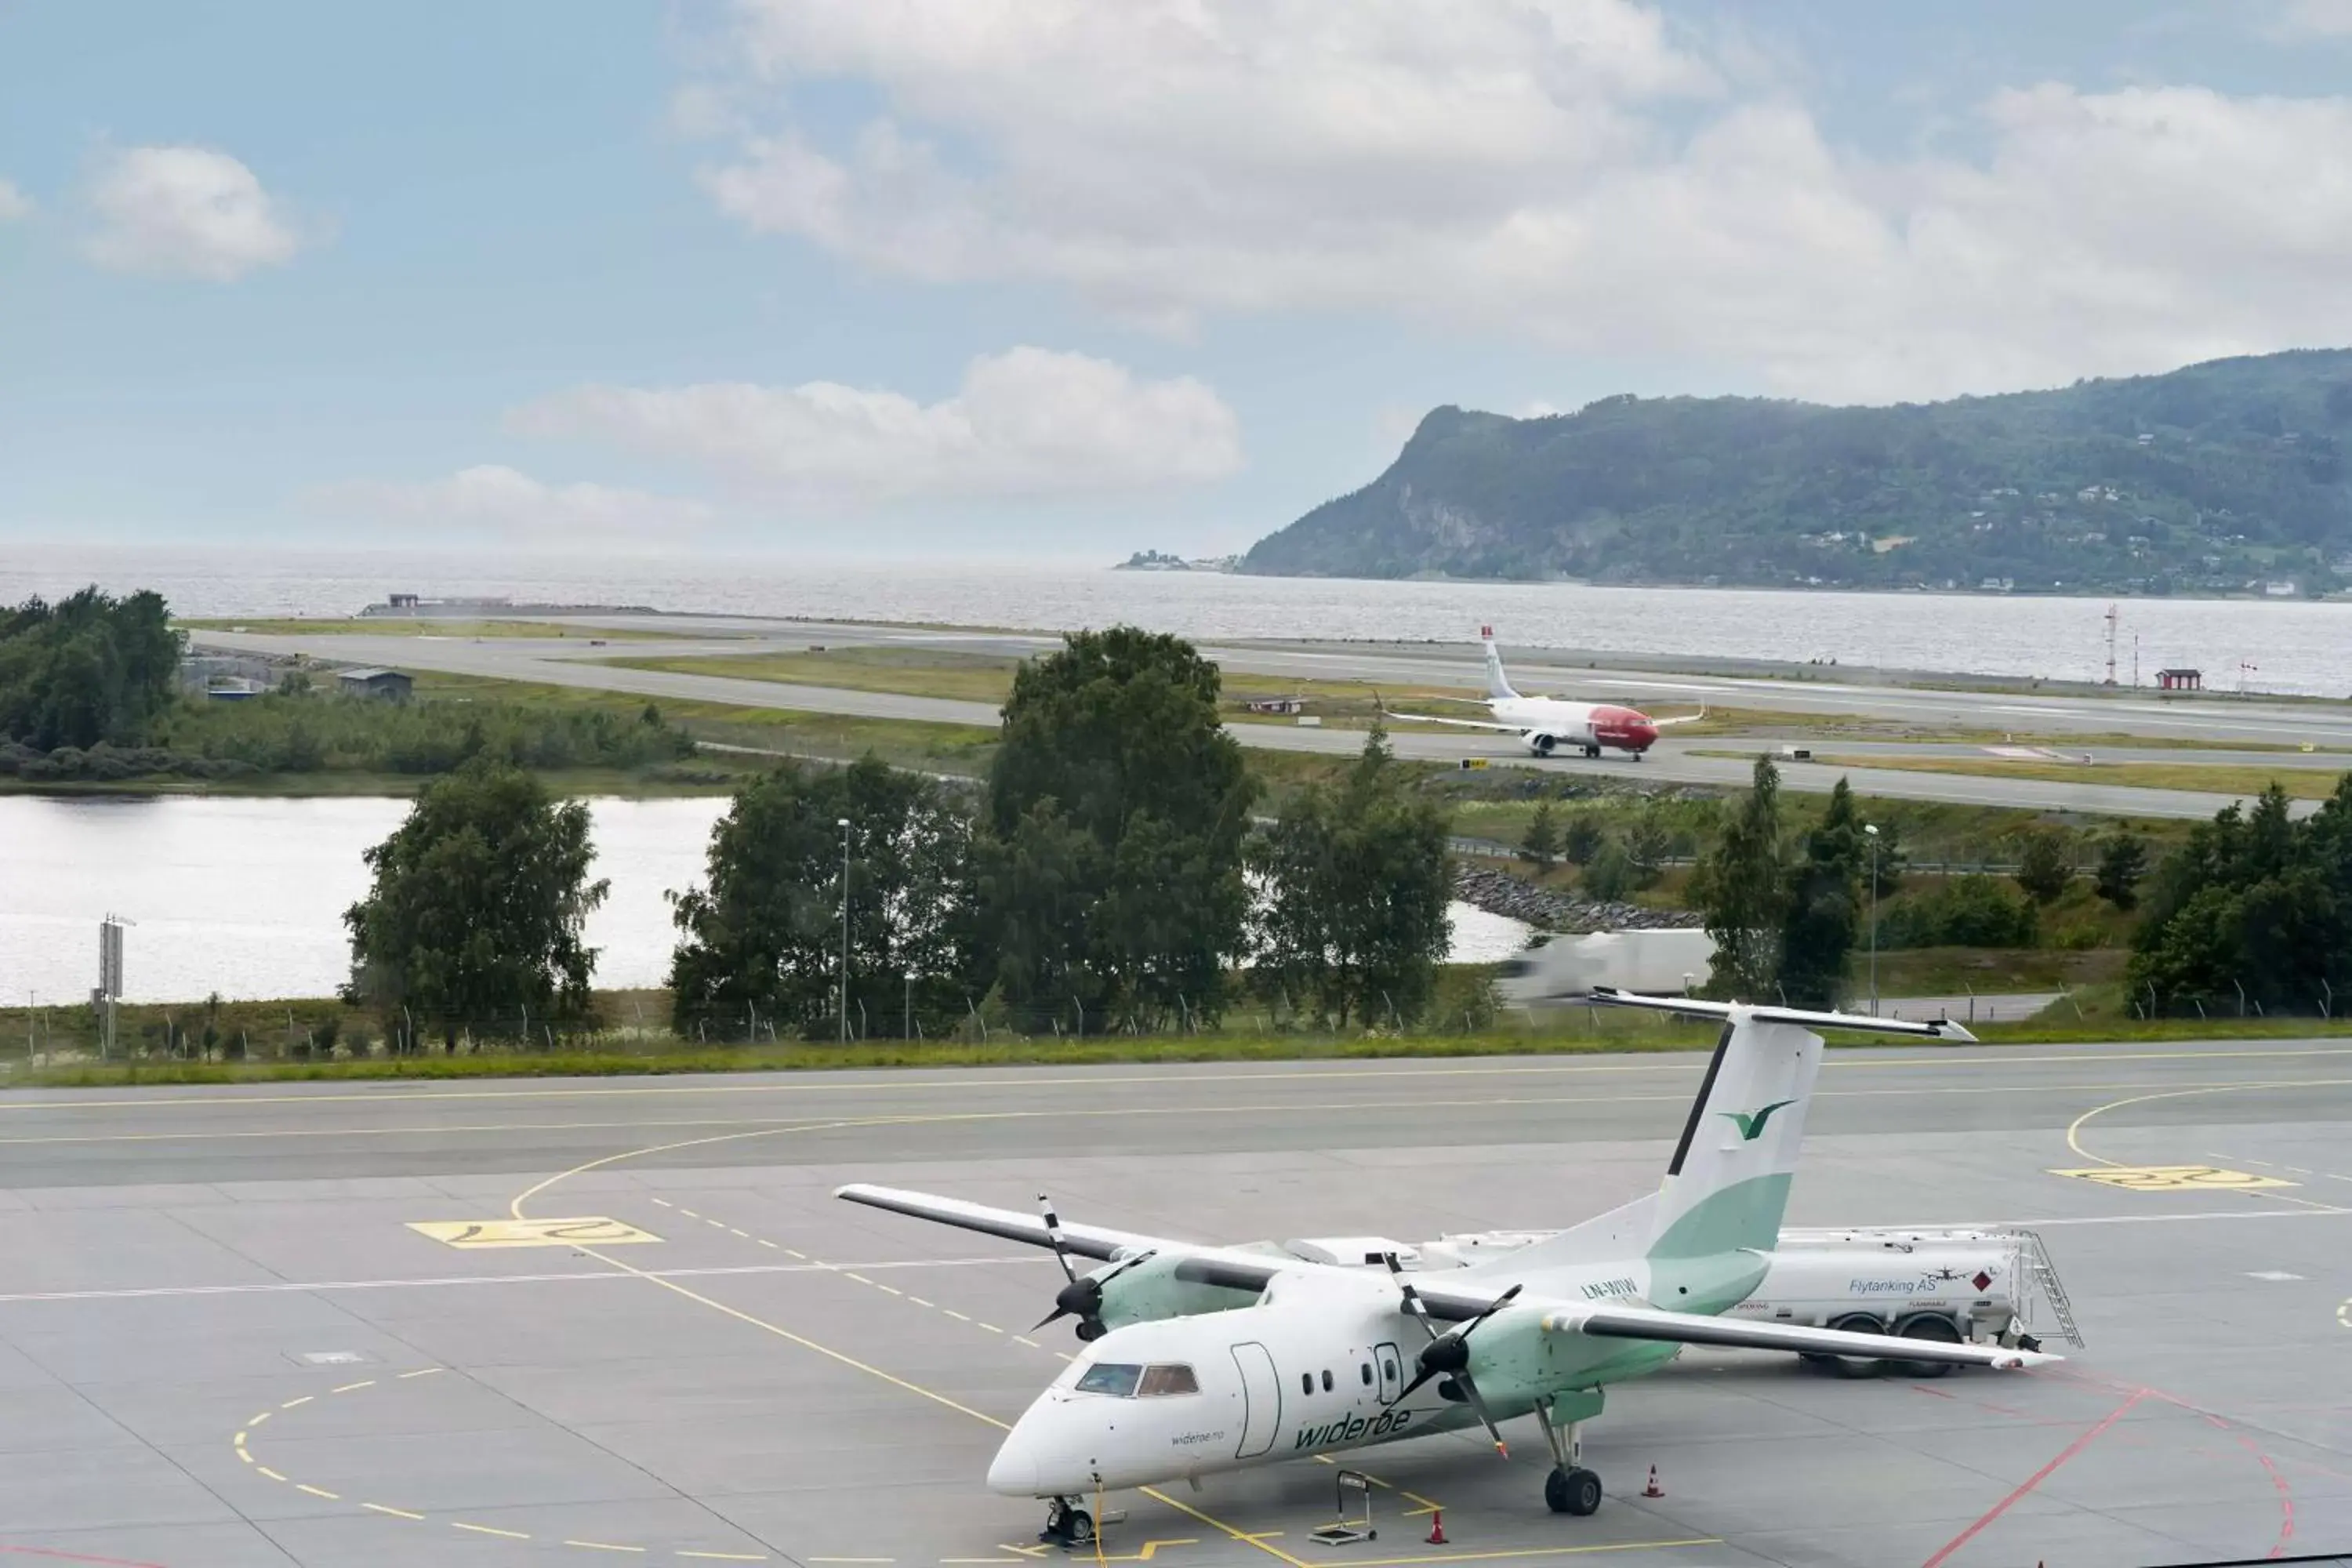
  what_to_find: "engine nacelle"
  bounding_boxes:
[1524,731,1558,757]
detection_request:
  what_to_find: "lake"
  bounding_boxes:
[0,795,1530,1005]
[9,543,2352,695]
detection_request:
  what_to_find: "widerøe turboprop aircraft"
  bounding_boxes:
[1381,626,1704,758]
[839,992,2059,1544]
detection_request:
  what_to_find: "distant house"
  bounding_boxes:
[2156,668,2202,691]
[387,592,421,611]
[337,666,413,702]
[1243,695,1307,716]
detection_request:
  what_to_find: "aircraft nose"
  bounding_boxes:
[986,1427,1040,1497]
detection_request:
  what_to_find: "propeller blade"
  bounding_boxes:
[1037,1194,1080,1286]
[1382,1253,1442,1342]
[1452,1370,1511,1459]
[1457,1283,1523,1336]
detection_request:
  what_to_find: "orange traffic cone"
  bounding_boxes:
[1425,1510,1447,1545]
[1642,1465,1664,1498]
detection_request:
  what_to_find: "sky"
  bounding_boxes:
[7,0,2352,561]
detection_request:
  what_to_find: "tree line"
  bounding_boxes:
[341,628,1457,1046]
[0,589,181,750]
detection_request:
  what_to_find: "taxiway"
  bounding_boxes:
[2,1039,2350,1566]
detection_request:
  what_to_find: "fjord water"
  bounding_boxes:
[0,795,1530,1005]
[8,544,2352,695]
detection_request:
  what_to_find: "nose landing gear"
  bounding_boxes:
[1040,1497,1095,1547]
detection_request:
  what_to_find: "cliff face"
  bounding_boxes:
[1243,350,2352,593]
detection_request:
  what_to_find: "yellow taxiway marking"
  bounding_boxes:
[681,1554,774,1563]
[408,1217,662,1249]
[241,1368,790,1560]
[2063,1080,2352,1214]
[2048,1164,2299,1192]
[279,1395,312,1409]
[512,1125,1316,1568]
[2338,1298,2351,1329]
[20,1039,2352,1113]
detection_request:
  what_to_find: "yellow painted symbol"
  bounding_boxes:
[2048,1164,2298,1192]
[405,1217,660,1248]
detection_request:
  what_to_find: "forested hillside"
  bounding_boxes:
[1244,349,2352,593]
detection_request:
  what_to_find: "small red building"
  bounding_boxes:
[2156,668,2202,691]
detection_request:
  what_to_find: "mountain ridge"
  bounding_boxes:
[1242,349,2352,595]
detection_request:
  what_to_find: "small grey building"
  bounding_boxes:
[336,666,414,702]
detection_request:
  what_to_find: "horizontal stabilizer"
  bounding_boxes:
[1588,987,1977,1042]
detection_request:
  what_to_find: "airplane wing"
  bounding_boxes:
[834,1183,1291,1293]
[837,1184,1159,1261]
[1647,706,1707,728]
[1392,1274,2055,1368]
[1378,710,1530,734]
[1549,1300,2059,1370]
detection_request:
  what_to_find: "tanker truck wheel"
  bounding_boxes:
[1822,1313,1887,1379]
[1891,1313,1964,1379]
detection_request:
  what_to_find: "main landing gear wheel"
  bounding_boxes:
[1545,1466,1603,1515]
[1041,1499,1094,1547]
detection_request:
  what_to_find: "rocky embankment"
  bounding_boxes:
[1454,864,1704,935]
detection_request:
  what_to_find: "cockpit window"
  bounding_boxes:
[1073,1363,1143,1397]
[1138,1363,1200,1396]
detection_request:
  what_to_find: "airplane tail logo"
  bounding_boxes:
[1719,1100,1797,1142]
[1479,626,1519,700]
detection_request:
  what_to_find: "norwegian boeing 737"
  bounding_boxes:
[840,993,2056,1544]
[1383,626,1703,758]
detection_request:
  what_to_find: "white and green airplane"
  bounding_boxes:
[840,991,2058,1545]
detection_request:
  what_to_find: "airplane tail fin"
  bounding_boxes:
[1480,626,1519,700]
[1596,993,1969,1307]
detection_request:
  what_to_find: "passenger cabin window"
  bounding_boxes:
[1074,1363,1143,1398]
[1300,1373,1312,1396]
[1138,1364,1200,1397]
[1321,1370,1334,1392]
[1359,1363,1371,1385]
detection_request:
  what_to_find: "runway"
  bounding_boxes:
[188,622,2352,818]
[3,1040,2350,1566]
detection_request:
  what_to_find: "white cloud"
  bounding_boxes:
[306,466,713,540]
[2273,0,2352,36]
[507,347,1243,506]
[691,2,2352,401]
[84,146,303,280]
[0,179,31,222]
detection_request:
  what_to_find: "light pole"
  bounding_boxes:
[1863,824,1880,1016]
[837,818,851,1044]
